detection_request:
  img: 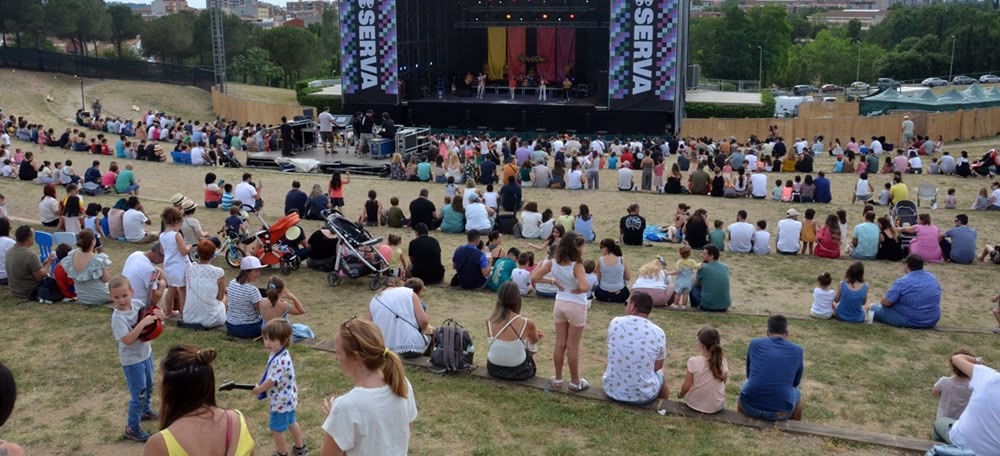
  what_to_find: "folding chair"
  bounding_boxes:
[52,232,77,249]
[915,184,938,209]
[35,231,53,262]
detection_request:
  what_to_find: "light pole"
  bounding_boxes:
[949,35,957,82]
[856,41,862,82]
[77,75,85,111]
[757,45,763,90]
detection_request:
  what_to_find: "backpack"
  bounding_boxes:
[430,319,475,372]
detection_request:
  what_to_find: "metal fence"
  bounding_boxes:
[0,47,215,91]
[695,78,762,93]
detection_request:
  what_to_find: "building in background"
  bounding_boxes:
[808,9,889,29]
[150,0,190,16]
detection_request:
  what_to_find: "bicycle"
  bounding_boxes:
[188,229,245,268]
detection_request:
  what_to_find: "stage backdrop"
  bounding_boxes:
[609,0,679,111]
[340,0,399,105]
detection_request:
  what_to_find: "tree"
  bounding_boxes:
[141,11,197,63]
[45,0,80,52]
[260,26,320,86]
[108,4,142,59]
[75,0,111,56]
[230,47,283,85]
[192,10,258,66]
[846,19,862,43]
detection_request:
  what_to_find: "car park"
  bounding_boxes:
[979,74,1000,84]
[952,75,976,85]
[922,77,948,87]
[877,78,900,90]
[792,85,819,96]
[820,84,843,93]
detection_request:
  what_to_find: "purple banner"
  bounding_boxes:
[340,0,398,104]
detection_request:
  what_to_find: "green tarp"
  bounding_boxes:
[859,82,1000,115]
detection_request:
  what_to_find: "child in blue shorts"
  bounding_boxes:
[253,319,308,456]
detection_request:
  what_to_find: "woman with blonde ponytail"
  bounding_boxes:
[143,345,255,455]
[678,327,729,414]
[321,317,417,456]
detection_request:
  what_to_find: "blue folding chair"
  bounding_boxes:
[35,231,55,273]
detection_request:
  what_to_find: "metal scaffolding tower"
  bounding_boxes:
[208,0,228,92]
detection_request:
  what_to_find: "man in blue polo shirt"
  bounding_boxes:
[850,211,879,260]
[940,214,977,264]
[872,254,942,329]
[739,315,804,421]
[451,231,492,289]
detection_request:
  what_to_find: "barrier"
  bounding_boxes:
[211,86,306,126]
[684,104,1000,144]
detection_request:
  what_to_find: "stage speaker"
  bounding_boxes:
[521,110,527,131]
[536,110,544,130]
[464,109,472,128]
[585,113,592,131]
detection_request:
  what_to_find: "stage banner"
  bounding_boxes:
[536,28,557,84]
[506,27,526,79]
[487,27,507,81]
[555,29,576,82]
[609,0,679,110]
[340,0,398,104]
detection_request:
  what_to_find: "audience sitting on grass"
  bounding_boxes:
[932,353,1000,455]
[181,240,227,330]
[225,256,267,339]
[6,225,57,300]
[831,262,869,324]
[438,196,465,234]
[872,254,942,329]
[602,291,669,405]
[848,211,878,260]
[691,245,731,312]
[619,203,646,246]
[739,315,804,421]
[593,238,631,304]
[678,327,729,414]
[485,282,543,381]
[368,278,431,358]
[120,242,166,307]
[451,231,492,290]
[259,276,313,342]
[408,189,438,230]
[933,349,974,422]
[407,224,445,285]
[940,214,977,264]
[487,248,520,292]
[61,229,112,306]
[899,214,944,263]
[0,361,25,456]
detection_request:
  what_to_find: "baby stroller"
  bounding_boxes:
[892,200,918,252]
[219,147,242,168]
[249,212,304,275]
[322,209,390,290]
[971,149,999,177]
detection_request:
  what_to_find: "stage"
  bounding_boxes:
[244,145,390,176]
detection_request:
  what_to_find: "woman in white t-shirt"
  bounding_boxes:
[367,280,430,357]
[678,327,729,414]
[519,202,543,239]
[853,172,874,204]
[531,232,591,392]
[322,317,418,456]
[566,159,586,190]
[183,240,227,329]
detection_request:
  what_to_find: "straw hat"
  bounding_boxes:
[170,193,186,206]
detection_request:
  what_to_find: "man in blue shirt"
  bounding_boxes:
[499,176,522,212]
[940,214,977,264]
[479,158,497,185]
[283,181,308,216]
[872,255,942,329]
[850,211,879,260]
[739,315,804,421]
[813,171,832,203]
[451,231,491,289]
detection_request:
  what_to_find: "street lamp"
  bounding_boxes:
[757,46,763,90]
[76,75,84,111]
[856,41,862,82]
[949,35,957,82]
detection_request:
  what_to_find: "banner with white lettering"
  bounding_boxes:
[609,0,679,111]
[340,0,398,105]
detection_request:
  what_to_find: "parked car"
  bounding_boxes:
[877,78,901,90]
[820,84,843,93]
[922,77,948,87]
[792,85,819,96]
[952,75,976,85]
[979,74,1000,84]
[849,81,870,91]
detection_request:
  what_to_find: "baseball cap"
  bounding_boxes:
[469,193,481,203]
[786,209,799,217]
[240,256,265,270]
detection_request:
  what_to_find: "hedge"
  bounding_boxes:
[295,85,342,112]
[685,90,775,119]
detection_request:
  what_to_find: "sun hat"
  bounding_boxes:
[181,199,197,212]
[170,193,186,206]
[786,208,800,217]
[240,256,265,270]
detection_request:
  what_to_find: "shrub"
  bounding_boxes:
[686,90,776,119]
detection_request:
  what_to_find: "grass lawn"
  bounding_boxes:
[226,83,300,105]
[0,69,999,454]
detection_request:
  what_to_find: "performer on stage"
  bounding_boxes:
[509,75,517,100]
[477,72,486,99]
[562,77,573,102]
[539,78,547,101]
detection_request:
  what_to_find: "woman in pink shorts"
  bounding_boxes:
[530,232,591,392]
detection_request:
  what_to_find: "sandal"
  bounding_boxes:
[569,378,590,393]
[548,376,563,390]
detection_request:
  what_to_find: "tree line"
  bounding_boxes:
[0,0,341,88]
[692,1,1000,87]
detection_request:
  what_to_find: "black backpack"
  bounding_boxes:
[430,319,475,373]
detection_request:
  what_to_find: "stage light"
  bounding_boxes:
[569,13,575,19]
[506,13,511,19]
[542,13,548,19]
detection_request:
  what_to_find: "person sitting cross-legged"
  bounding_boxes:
[932,353,1000,455]
[738,315,804,421]
[601,291,669,406]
